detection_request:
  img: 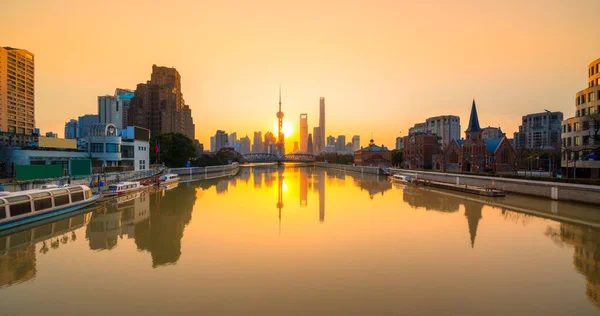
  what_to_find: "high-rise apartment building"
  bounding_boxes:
[98,88,133,129]
[127,65,195,139]
[252,131,263,153]
[352,135,360,152]
[327,135,335,146]
[336,135,346,152]
[78,114,98,139]
[300,113,308,152]
[64,119,78,139]
[561,57,600,178]
[514,111,563,150]
[210,136,215,152]
[425,115,461,148]
[319,97,326,153]
[228,132,237,148]
[239,135,251,154]
[214,130,229,151]
[0,47,35,134]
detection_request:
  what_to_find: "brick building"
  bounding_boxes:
[353,139,392,167]
[402,132,439,169]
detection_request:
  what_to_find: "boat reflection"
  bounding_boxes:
[0,209,94,288]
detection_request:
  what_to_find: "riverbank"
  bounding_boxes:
[315,162,386,175]
[389,168,600,205]
[171,163,240,182]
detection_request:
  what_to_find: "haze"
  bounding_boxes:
[2,0,599,148]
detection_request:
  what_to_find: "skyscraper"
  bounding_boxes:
[352,135,360,151]
[210,136,215,152]
[264,131,276,154]
[127,65,195,139]
[252,131,263,153]
[239,135,251,154]
[307,133,314,155]
[300,113,308,152]
[336,135,346,152]
[64,119,78,139]
[319,97,326,153]
[228,132,237,148]
[327,135,335,146]
[313,127,321,154]
[0,47,35,134]
[78,114,98,139]
[214,130,228,151]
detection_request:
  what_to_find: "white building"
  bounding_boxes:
[89,123,122,168]
[119,126,151,171]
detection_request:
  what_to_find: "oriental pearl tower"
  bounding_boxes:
[276,86,285,156]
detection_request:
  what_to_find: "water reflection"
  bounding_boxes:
[0,210,92,288]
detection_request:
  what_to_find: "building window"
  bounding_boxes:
[574,122,581,131]
[91,143,104,152]
[106,143,120,153]
[591,92,596,102]
[574,136,581,146]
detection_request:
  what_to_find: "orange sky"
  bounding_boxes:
[2,0,600,149]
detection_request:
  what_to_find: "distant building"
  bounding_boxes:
[300,114,308,152]
[210,136,215,152]
[561,57,600,178]
[325,144,336,153]
[345,142,354,153]
[319,97,326,153]
[194,140,204,157]
[395,137,404,150]
[425,115,461,148]
[214,130,228,152]
[327,135,335,146]
[64,119,78,139]
[336,135,346,152]
[514,111,563,150]
[0,131,37,148]
[127,65,195,140]
[228,132,237,148]
[292,141,299,153]
[352,135,360,152]
[307,133,314,155]
[0,47,35,134]
[119,126,150,171]
[239,135,251,154]
[98,88,132,129]
[402,132,439,169]
[354,139,392,167]
[45,132,58,138]
[481,126,506,140]
[408,122,426,135]
[264,131,276,154]
[313,127,322,154]
[78,114,98,139]
[435,100,517,173]
[252,131,263,153]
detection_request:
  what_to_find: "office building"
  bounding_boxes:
[352,135,360,152]
[514,111,563,150]
[98,88,133,129]
[239,135,251,154]
[326,135,335,146]
[561,57,600,178]
[300,114,308,152]
[408,123,426,135]
[210,136,215,152]
[319,97,326,152]
[78,114,98,139]
[127,65,195,139]
[307,133,314,155]
[335,135,346,152]
[345,142,354,153]
[252,131,263,153]
[64,119,78,139]
[264,131,276,153]
[228,132,237,148]
[313,127,322,154]
[0,47,35,134]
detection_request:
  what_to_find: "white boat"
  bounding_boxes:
[104,181,147,197]
[0,185,100,231]
[159,173,180,185]
[389,173,412,184]
[40,184,59,189]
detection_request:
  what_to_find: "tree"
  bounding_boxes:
[392,149,403,167]
[150,133,196,167]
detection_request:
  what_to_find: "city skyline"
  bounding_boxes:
[2,0,600,148]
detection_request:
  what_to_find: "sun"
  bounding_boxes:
[272,120,293,137]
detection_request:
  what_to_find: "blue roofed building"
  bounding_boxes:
[354,139,392,167]
[434,100,517,174]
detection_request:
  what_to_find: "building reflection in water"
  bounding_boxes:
[0,210,93,288]
[547,223,600,309]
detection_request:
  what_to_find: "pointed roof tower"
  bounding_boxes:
[465,99,482,132]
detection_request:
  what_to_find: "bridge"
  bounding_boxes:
[242,153,317,163]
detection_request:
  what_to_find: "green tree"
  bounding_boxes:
[392,149,403,167]
[150,133,197,167]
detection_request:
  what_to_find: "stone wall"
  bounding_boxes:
[316,162,383,175]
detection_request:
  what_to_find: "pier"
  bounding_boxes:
[412,178,505,197]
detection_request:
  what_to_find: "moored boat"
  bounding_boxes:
[104,181,147,197]
[159,173,180,185]
[0,185,99,231]
[388,173,412,184]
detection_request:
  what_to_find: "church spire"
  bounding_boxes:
[466,99,482,132]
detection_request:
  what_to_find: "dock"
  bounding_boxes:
[412,179,505,197]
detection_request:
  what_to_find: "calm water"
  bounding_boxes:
[2,165,600,315]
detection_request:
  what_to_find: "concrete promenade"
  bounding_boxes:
[389,168,600,205]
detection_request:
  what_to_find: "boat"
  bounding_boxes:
[104,181,147,197]
[388,173,412,184]
[40,184,59,189]
[159,173,180,185]
[0,185,100,231]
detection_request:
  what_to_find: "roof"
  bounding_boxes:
[455,139,465,146]
[484,139,502,153]
[465,100,482,132]
[358,144,390,152]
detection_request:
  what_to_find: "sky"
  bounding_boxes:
[2,0,600,150]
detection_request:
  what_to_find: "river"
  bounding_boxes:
[1,164,600,315]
